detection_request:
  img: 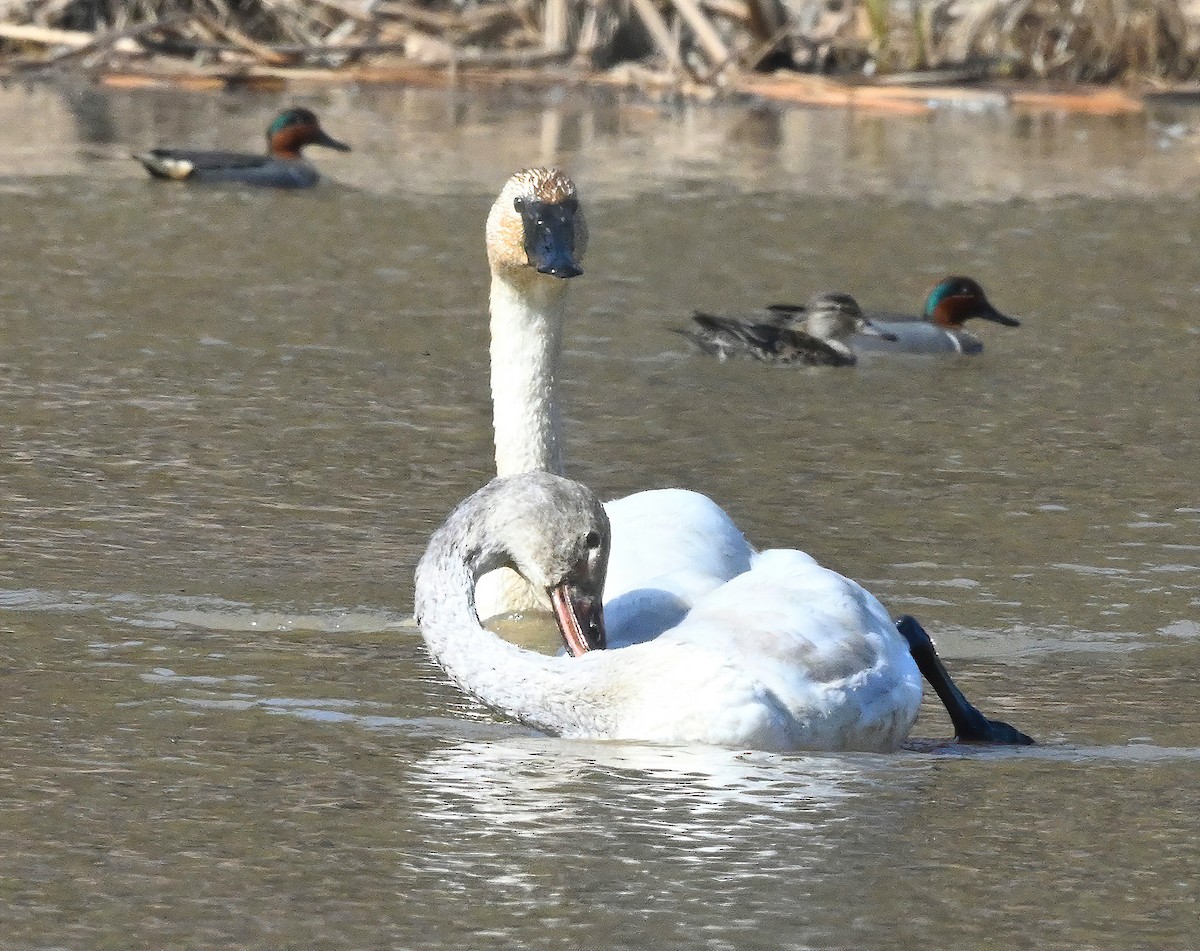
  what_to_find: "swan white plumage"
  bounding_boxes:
[475,167,753,644]
[417,472,923,752]
[453,167,1032,748]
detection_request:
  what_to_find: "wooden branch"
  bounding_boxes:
[669,0,731,68]
[735,74,935,112]
[134,32,571,69]
[574,1,601,65]
[626,0,683,71]
[373,0,460,31]
[701,0,753,23]
[743,0,787,40]
[35,16,189,66]
[190,12,294,65]
[302,0,378,25]
[735,21,792,73]
[0,22,138,53]
[543,0,569,53]
[449,45,573,67]
[88,58,1159,118]
[140,35,411,58]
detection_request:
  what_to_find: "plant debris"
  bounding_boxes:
[1,0,1196,103]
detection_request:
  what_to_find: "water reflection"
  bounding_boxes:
[414,737,880,829]
[2,81,1199,200]
[399,732,938,949]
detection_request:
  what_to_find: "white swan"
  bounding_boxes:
[464,168,1032,747]
[476,167,753,643]
[418,472,925,751]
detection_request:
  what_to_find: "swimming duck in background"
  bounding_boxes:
[852,276,1020,355]
[679,291,896,367]
[133,107,351,188]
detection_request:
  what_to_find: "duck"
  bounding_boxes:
[678,291,896,367]
[848,276,1020,355]
[133,107,351,188]
[470,168,1031,745]
[766,277,1018,356]
[416,471,1031,750]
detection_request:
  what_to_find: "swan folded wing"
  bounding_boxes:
[602,488,755,601]
[604,569,731,649]
[584,639,798,749]
[600,488,756,646]
[655,549,922,751]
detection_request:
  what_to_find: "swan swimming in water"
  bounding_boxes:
[468,167,1031,744]
[419,472,917,750]
[417,472,1028,750]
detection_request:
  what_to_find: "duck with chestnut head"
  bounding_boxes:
[133,107,351,189]
[852,276,1021,355]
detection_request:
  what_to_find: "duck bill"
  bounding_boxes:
[548,582,605,657]
[975,302,1020,327]
[312,128,352,153]
[858,319,898,341]
[522,200,583,279]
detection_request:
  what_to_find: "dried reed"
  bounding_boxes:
[0,0,1196,83]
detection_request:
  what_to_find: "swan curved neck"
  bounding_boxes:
[416,521,607,736]
[489,271,568,477]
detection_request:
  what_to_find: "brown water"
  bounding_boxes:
[1,80,1198,949]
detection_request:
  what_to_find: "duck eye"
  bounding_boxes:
[584,530,601,550]
[513,196,525,212]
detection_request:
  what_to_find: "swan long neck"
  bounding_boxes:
[489,272,568,477]
[415,518,607,736]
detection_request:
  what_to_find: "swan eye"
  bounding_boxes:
[584,530,601,550]
[513,196,525,212]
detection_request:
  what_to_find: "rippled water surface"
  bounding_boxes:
[1,80,1198,949]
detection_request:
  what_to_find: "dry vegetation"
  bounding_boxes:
[0,0,1198,85]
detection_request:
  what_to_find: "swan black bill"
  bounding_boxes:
[522,200,582,279]
[549,582,605,657]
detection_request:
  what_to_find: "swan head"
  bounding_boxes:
[486,168,588,284]
[472,473,609,656]
[804,291,896,343]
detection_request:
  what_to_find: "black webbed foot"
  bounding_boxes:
[897,615,1034,746]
